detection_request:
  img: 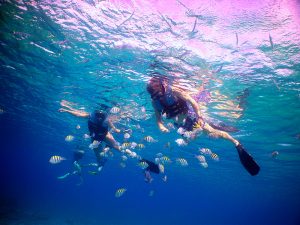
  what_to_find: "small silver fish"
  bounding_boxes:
[175,138,187,146]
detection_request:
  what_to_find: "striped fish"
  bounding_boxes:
[138,161,149,170]
[115,188,127,198]
[49,155,66,164]
[195,155,206,163]
[176,158,188,167]
[199,148,212,155]
[211,153,219,161]
[137,143,145,149]
[122,142,131,149]
[65,135,74,142]
[144,136,155,143]
[160,156,171,164]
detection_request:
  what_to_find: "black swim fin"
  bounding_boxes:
[236,144,260,176]
[140,159,160,174]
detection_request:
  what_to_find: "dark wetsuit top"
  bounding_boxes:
[152,85,201,131]
[88,112,109,142]
[152,84,188,119]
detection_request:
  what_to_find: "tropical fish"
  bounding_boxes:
[211,153,219,161]
[195,155,206,163]
[200,162,208,168]
[121,155,128,161]
[49,155,66,164]
[89,140,100,149]
[175,138,187,146]
[122,142,131,149]
[130,142,137,149]
[83,134,90,139]
[141,106,146,113]
[176,158,188,167]
[110,107,120,114]
[183,131,194,139]
[144,136,155,143]
[235,32,239,46]
[177,127,185,135]
[160,156,171,164]
[199,148,212,155]
[65,135,74,142]
[115,188,127,198]
[76,124,81,129]
[137,143,145,149]
[158,163,165,173]
[124,133,131,139]
[138,161,149,170]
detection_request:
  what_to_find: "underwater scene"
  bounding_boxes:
[1,0,300,224]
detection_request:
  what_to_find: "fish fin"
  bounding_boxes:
[236,144,260,176]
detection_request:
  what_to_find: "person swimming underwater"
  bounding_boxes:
[147,76,260,176]
[59,101,127,171]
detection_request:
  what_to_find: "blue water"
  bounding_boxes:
[1,1,300,225]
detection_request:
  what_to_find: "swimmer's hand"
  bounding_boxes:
[158,124,169,133]
[114,128,121,133]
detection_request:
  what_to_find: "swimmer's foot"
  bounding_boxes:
[236,144,260,176]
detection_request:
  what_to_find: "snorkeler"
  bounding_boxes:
[59,100,128,172]
[59,100,160,175]
[57,149,85,185]
[147,76,260,176]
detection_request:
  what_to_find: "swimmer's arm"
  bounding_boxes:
[108,119,120,133]
[173,88,202,118]
[59,108,89,118]
[152,101,169,132]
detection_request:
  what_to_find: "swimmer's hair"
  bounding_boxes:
[147,75,167,95]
